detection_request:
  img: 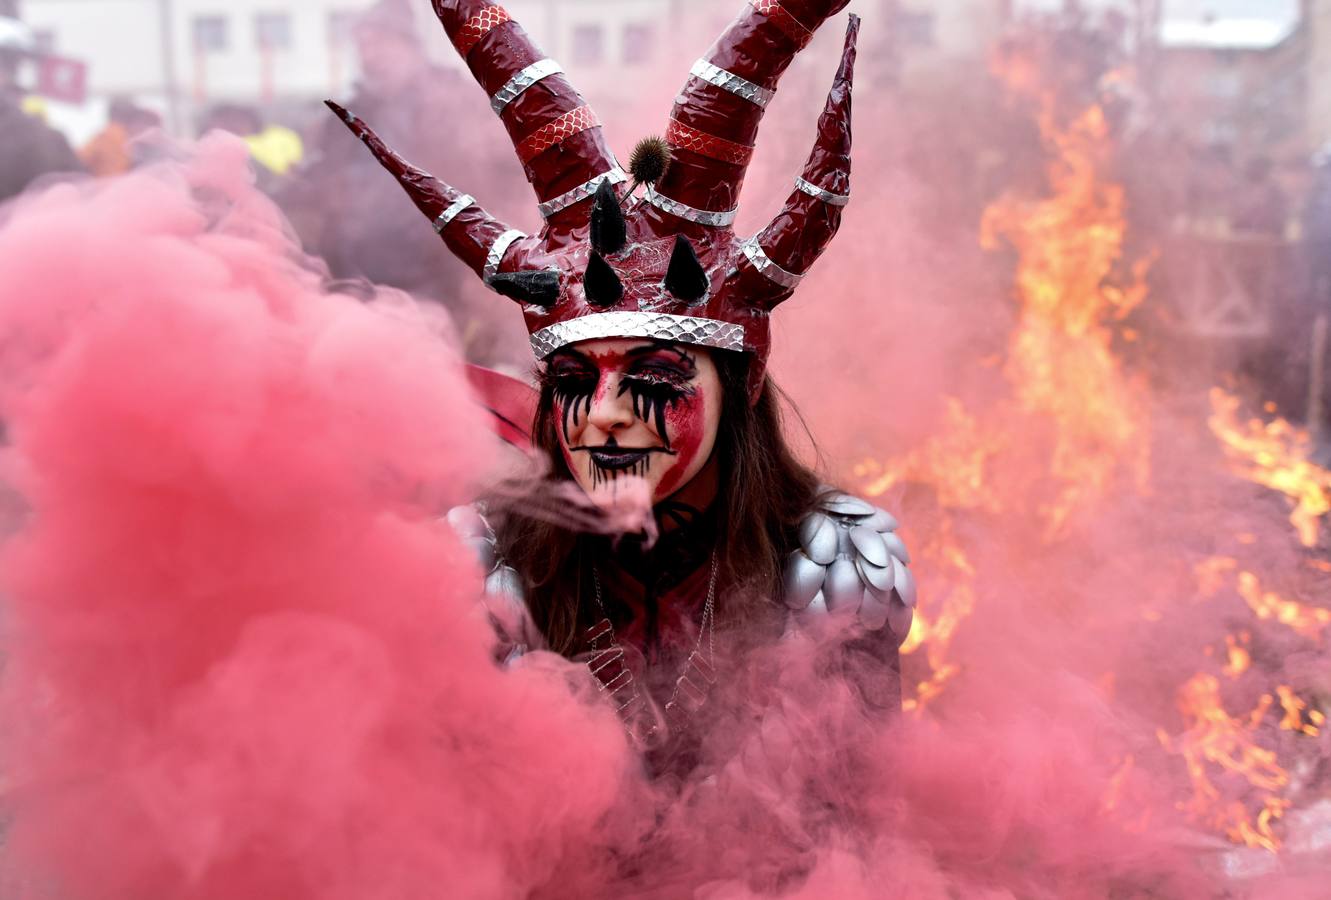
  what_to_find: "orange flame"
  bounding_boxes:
[1222,633,1251,679]
[1208,387,1331,547]
[856,37,1326,854]
[857,52,1151,716]
[979,83,1151,537]
[1276,685,1324,737]
[1158,674,1290,852]
[1236,570,1331,642]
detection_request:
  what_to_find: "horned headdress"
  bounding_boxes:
[328,0,858,396]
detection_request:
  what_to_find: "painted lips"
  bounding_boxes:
[587,448,653,470]
[576,446,674,470]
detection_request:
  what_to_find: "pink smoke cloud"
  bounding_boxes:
[0,136,631,898]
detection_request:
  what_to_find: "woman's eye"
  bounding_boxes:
[551,374,594,391]
[630,365,690,385]
[621,375,687,396]
[618,375,695,448]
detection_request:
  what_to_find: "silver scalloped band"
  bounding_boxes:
[642,186,738,227]
[491,59,564,114]
[434,194,475,233]
[794,176,850,207]
[690,59,774,108]
[742,239,803,289]
[483,229,527,283]
[537,166,628,219]
[530,311,746,358]
[793,175,846,205]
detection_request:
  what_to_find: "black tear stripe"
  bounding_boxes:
[619,379,695,451]
[588,455,654,490]
[552,384,594,443]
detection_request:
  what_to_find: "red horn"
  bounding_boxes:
[430,1,625,231]
[730,13,857,310]
[639,0,851,235]
[324,101,528,286]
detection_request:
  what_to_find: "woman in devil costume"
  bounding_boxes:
[329,0,915,758]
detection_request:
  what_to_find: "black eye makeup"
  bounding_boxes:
[542,343,699,446]
[542,357,597,441]
[618,369,695,448]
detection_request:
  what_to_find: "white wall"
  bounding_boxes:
[25,0,163,93]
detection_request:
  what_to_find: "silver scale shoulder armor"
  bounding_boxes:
[445,504,544,663]
[784,491,916,643]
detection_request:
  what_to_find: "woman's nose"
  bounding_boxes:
[585,376,635,433]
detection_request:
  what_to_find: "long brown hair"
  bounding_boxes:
[489,349,822,655]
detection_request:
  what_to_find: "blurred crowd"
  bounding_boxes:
[0,0,525,369]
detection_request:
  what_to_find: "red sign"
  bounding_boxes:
[34,54,87,103]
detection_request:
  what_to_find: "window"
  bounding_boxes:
[255,13,293,51]
[572,24,604,66]
[193,15,229,53]
[622,24,654,65]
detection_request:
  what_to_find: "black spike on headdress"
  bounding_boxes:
[663,236,708,302]
[489,270,561,308]
[584,252,624,307]
[590,180,626,256]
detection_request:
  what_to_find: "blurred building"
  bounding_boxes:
[22,0,686,137]
[1147,1,1305,162]
[25,0,369,136]
[874,0,1007,80]
[1309,0,1331,155]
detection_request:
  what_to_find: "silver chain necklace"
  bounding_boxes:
[584,551,718,746]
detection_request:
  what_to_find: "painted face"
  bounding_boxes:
[544,338,722,504]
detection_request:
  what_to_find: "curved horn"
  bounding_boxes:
[325,101,526,287]
[640,0,850,234]
[732,14,857,310]
[430,1,625,228]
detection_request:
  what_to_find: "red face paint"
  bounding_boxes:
[545,341,712,500]
[654,384,709,499]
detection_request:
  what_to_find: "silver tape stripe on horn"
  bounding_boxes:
[643,186,738,228]
[530,311,746,358]
[483,229,527,283]
[742,239,803,289]
[433,194,475,233]
[690,59,774,108]
[490,59,564,114]
[538,166,628,219]
[794,176,850,207]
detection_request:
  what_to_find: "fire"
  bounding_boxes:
[1222,633,1251,679]
[898,528,973,713]
[1195,557,1330,642]
[979,70,1151,537]
[1276,686,1324,738]
[857,48,1150,717]
[1172,557,1331,849]
[853,402,991,714]
[1157,674,1290,853]
[1208,387,1331,548]
[1236,570,1331,641]
[852,30,1328,856]
[856,399,1002,512]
